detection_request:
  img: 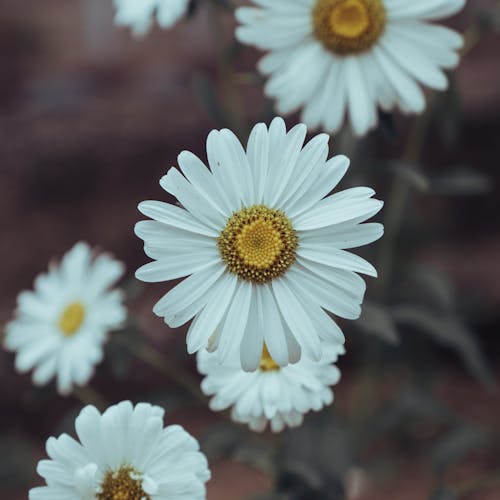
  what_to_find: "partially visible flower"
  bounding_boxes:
[114,0,190,36]
[4,242,126,395]
[198,341,344,432]
[29,401,211,500]
[236,0,465,136]
[135,117,383,372]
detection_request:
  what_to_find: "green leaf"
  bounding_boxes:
[391,162,430,192]
[355,301,399,345]
[432,425,490,473]
[391,305,495,387]
[431,166,492,196]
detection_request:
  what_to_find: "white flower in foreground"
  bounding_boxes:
[30,401,210,500]
[4,243,126,395]
[236,0,465,136]
[136,118,383,370]
[198,342,344,432]
[114,0,189,36]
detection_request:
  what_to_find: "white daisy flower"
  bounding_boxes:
[135,118,383,370]
[29,401,211,500]
[114,0,190,36]
[4,243,126,395]
[198,341,345,433]
[236,0,465,136]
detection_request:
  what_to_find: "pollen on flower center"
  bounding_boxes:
[58,302,85,336]
[218,205,298,284]
[312,0,386,55]
[97,466,149,500]
[259,344,280,372]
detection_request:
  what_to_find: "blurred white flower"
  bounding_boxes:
[114,0,190,36]
[4,242,126,395]
[198,342,345,433]
[29,401,210,500]
[236,0,465,136]
[135,117,383,371]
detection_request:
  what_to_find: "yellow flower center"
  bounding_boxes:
[218,205,298,284]
[259,344,280,372]
[58,302,85,336]
[312,0,386,55]
[97,466,149,500]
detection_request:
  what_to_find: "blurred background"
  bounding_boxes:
[0,0,499,498]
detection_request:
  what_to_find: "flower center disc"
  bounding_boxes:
[97,466,149,500]
[58,302,85,336]
[313,0,386,55]
[259,344,280,372]
[218,205,298,284]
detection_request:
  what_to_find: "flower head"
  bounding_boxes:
[135,118,383,371]
[198,342,345,432]
[4,242,126,395]
[114,0,190,36]
[236,0,465,136]
[29,401,210,500]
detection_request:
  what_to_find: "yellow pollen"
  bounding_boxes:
[58,302,85,336]
[259,344,280,372]
[330,0,369,38]
[218,205,298,284]
[236,219,284,269]
[97,466,149,500]
[313,0,386,55]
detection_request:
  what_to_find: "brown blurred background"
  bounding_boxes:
[1,0,500,499]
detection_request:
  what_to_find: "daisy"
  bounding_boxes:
[4,242,126,395]
[198,341,345,432]
[235,0,465,136]
[29,401,211,499]
[135,118,383,371]
[114,0,190,36]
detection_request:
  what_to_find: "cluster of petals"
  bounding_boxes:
[114,0,189,36]
[198,342,345,432]
[135,117,383,371]
[30,401,210,500]
[236,0,465,135]
[4,243,126,395]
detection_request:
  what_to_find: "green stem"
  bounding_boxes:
[119,335,207,405]
[73,385,108,410]
[207,0,247,138]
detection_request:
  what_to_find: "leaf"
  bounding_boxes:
[407,265,455,313]
[431,166,492,196]
[356,301,400,345]
[391,162,430,192]
[391,305,495,387]
[432,425,490,473]
[429,486,458,500]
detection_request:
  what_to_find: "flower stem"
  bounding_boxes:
[73,385,108,410]
[207,0,247,138]
[118,334,207,405]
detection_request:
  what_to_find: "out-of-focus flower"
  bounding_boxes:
[114,0,189,36]
[135,117,383,371]
[4,242,126,395]
[29,401,211,500]
[236,0,465,136]
[198,342,344,432]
